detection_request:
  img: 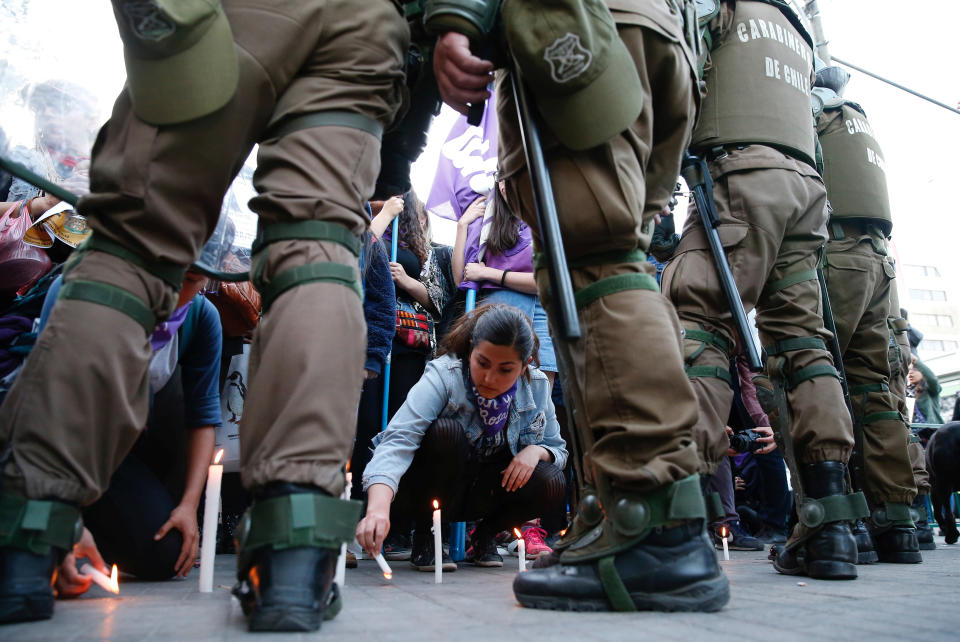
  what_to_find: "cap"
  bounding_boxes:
[503,0,642,150]
[112,0,238,125]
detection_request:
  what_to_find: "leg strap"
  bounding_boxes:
[785,364,839,390]
[236,493,362,572]
[597,556,636,612]
[760,268,818,299]
[764,336,827,355]
[85,234,187,290]
[59,280,156,334]
[252,220,362,257]
[0,493,83,555]
[263,110,384,142]
[685,365,733,387]
[797,493,869,529]
[573,273,659,310]
[257,262,362,312]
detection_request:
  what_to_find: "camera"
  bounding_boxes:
[729,429,764,453]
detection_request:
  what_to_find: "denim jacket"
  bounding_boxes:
[363,354,567,493]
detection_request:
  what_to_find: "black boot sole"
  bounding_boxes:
[773,556,858,580]
[0,592,53,624]
[918,542,936,551]
[877,551,922,564]
[515,573,730,613]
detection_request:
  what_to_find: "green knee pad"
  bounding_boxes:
[0,493,83,556]
[235,493,362,575]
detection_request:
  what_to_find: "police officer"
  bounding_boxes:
[659,0,868,580]
[813,65,922,564]
[0,0,408,631]
[432,0,729,612]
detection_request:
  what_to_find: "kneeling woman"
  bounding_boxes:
[357,304,567,568]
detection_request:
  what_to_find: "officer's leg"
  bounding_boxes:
[753,175,865,580]
[502,23,727,613]
[230,0,408,632]
[0,18,277,622]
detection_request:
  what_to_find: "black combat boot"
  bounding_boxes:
[513,475,729,612]
[912,494,936,551]
[773,462,859,580]
[0,493,81,625]
[233,482,359,632]
[851,519,878,564]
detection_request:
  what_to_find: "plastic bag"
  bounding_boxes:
[0,201,52,296]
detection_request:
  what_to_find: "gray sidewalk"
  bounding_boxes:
[6,536,959,641]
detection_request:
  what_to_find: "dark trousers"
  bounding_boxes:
[392,420,567,540]
[350,349,427,500]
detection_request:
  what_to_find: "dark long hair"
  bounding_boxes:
[439,303,540,378]
[484,187,521,257]
[398,190,429,267]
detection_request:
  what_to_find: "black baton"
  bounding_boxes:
[680,152,761,371]
[509,66,580,340]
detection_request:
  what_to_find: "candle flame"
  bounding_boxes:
[108,564,119,594]
[383,571,393,580]
[720,526,728,539]
[559,528,567,537]
[345,460,351,473]
[213,449,224,465]
[513,528,523,539]
[432,499,439,510]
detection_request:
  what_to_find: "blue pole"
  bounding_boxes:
[449,285,477,562]
[381,218,400,432]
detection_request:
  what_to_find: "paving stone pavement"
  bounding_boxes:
[5,536,958,641]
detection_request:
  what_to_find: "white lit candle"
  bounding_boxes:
[514,528,526,571]
[373,552,393,580]
[720,525,730,561]
[432,500,442,584]
[199,449,224,592]
[80,563,119,594]
[334,469,353,588]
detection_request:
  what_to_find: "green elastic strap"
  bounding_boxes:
[684,329,731,355]
[609,474,706,538]
[265,111,384,142]
[797,491,869,528]
[761,268,818,298]
[238,493,362,570]
[597,555,636,612]
[59,280,156,334]
[705,492,725,522]
[862,411,902,424]
[260,262,361,312]
[252,220,361,257]
[786,364,839,390]
[0,493,82,555]
[890,318,909,333]
[909,434,921,444]
[850,383,888,395]
[830,222,845,240]
[574,273,659,310]
[532,249,647,272]
[86,235,187,290]
[685,365,733,387]
[403,0,425,17]
[871,502,913,527]
[764,336,826,355]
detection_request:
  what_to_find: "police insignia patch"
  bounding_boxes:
[123,1,176,41]
[543,33,592,83]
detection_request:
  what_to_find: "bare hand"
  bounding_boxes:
[501,446,543,493]
[459,196,487,226]
[724,425,737,457]
[356,509,391,557]
[734,476,746,491]
[463,262,490,283]
[154,503,200,577]
[752,426,777,454]
[381,195,404,220]
[364,368,379,380]
[433,32,494,115]
[389,262,414,291]
[55,527,107,599]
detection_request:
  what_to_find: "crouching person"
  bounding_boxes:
[356,304,567,569]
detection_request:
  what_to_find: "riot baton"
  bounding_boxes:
[509,66,580,340]
[680,153,762,371]
[816,265,855,420]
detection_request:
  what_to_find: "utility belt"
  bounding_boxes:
[828,219,889,245]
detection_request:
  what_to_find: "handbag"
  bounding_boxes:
[395,300,432,350]
[0,201,52,296]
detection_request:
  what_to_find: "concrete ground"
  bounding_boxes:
[5,536,959,641]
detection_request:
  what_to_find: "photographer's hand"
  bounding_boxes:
[752,426,777,455]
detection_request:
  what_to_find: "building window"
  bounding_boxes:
[909,288,948,302]
[922,339,959,353]
[914,313,955,327]
[904,264,941,278]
